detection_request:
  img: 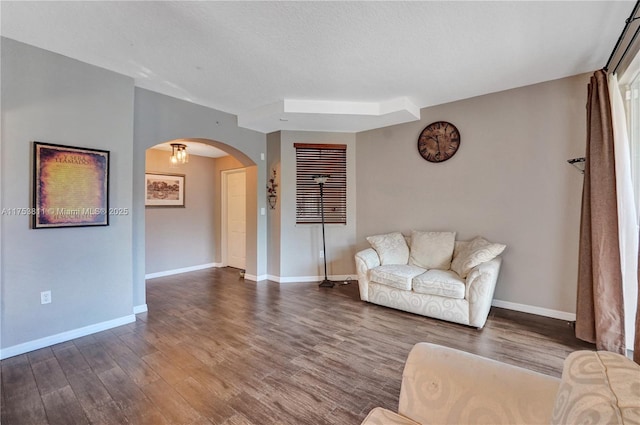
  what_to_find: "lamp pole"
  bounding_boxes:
[314,175,334,288]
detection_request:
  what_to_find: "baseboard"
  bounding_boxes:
[492,299,576,321]
[265,274,355,284]
[133,304,148,314]
[244,273,268,282]
[145,263,221,279]
[0,314,136,360]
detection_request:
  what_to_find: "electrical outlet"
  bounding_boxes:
[41,290,51,305]
[319,250,324,258]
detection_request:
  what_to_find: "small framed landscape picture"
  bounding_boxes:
[145,172,185,207]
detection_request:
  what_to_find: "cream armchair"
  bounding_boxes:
[361,343,640,425]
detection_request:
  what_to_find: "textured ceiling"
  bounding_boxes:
[0,1,634,133]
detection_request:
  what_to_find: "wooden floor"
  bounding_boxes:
[2,267,594,425]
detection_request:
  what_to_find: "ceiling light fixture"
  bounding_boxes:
[170,143,188,165]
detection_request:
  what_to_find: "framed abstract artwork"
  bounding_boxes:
[145,172,185,207]
[33,142,110,229]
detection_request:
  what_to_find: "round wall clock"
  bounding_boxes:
[417,121,461,163]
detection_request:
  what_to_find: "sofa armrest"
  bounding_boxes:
[399,343,560,425]
[355,248,380,302]
[465,256,502,328]
[551,350,640,424]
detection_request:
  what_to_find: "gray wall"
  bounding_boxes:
[266,132,282,277]
[133,88,268,304]
[276,131,358,280]
[145,148,217,274]
[1,38,134,349]
[356,74,589,314]
[0,36,590,356]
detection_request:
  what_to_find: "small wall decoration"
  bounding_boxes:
[145,172,185,207]
[267,168,278,209]
[33,142,110,229]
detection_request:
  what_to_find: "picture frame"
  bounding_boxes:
[145,172,186,207]
[33,141,110,229]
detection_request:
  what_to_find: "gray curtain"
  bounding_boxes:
[576,70,626,354]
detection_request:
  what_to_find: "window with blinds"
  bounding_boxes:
[294,143,347,224]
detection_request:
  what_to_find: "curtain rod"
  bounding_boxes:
[604,0,640,74]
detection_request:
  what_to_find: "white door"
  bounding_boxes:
[224,169,246,270]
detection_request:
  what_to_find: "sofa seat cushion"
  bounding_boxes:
[412,269,465,299]
[369,264,426,290]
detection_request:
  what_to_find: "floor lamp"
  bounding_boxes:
[313,174,335,288]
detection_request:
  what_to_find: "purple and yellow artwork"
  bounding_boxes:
[33,142,109,228]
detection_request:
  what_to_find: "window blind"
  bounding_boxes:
[294,143,347,224]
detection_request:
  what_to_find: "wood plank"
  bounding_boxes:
[81,400,130,425]
[97,366,150,411]
[76,342,118,375]
[52,345,91,377]
[2,357,39,400]
[140,351,189,385]
[66,368,114,410]
[26,347,55,365]
[31,357,69,396]
[139,379,207,424]
[172,376,238,423]
[112,350,161,387]
[41,385,89,425]
[1,360,48,425]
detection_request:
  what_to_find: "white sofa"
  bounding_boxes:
[361,343,640,425]
[355,231,505,329]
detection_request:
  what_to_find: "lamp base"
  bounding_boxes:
[319,279,335,288]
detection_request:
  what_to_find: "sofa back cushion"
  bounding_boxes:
[551,351,640,425]
[453,240,470,258]
[450,236,506,278]
[408,231,456,270]
[366,232,410,265]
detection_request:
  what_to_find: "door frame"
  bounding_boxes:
[221,168,246,268]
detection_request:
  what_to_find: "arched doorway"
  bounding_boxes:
[144,139,250,279]
[132,88,268,314]
[133,134,263,313]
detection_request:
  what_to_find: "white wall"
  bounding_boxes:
[145,149,217,275]
[1,38,135,354]
[356,74,589,316]
[276,131,357,280]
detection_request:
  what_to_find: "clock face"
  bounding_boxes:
[417,121,461,163]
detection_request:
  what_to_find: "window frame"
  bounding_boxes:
[294,143,347,225]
